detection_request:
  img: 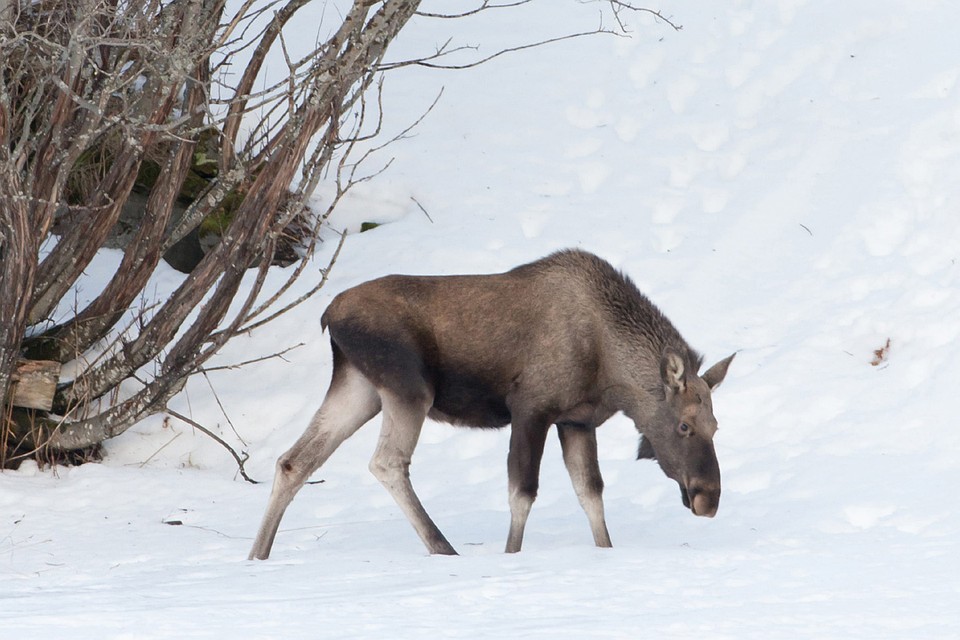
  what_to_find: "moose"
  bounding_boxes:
[249,249,734,560]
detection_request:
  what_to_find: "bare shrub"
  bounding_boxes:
[0,0,674,467]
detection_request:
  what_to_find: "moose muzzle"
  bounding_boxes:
[680,481,720,518]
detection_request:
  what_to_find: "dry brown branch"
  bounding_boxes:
[607,1,682,32]
[3,0,682,463]
[220,0,312,172]
[199,343,305,374]
[381,28,622,71]
[416,1,533,20]
[166,408,259,483]
[27,0,426,456]
[389,0,680,72]
[37,72,211,362]
[237,231,346,334]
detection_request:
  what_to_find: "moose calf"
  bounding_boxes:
[249,249,734,559]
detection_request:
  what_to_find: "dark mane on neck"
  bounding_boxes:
[536,249,703,372]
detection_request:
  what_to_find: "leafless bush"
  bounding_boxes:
[0,0,674,467]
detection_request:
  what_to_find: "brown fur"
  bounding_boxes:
[248,250,734,559]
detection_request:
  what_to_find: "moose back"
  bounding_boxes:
[249,249,734,559]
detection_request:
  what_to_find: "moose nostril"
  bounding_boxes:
[686,482,720,517]
[692,493,717,517]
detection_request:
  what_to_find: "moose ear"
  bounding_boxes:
[702,352,736,391]
[660,348,686,393]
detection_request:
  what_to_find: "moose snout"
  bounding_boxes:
[685,481,720,518]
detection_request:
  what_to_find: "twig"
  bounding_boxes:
[166,408,259,484]
[198,343,305,373]
[138,431,182,468]
[236,231,346,334]
[380,30,617,71]
[201,370,246,447]
[410,196,434,223]
[416,0,533,19]
[607,2,682,31]
[389,2,682,72]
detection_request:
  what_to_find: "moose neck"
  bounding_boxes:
[592,286,703,425]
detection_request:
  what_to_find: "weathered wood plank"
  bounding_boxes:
[9,360,61,411]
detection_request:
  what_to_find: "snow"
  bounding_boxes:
[4,1,960,637]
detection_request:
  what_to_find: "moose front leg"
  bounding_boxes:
[369,390,457,556]
[505,417,550,553]
[557,424,612,548]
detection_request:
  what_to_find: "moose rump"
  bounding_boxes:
[248,250,734,560]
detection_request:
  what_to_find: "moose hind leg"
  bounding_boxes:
[369,391,457,556]
[505,417,550,553]
[557,424,612,548]
[248,363,381,560]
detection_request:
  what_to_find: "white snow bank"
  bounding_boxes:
[3,1,959,638]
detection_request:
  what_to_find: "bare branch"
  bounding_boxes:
[198,342,305,373]
[380,28,621,71]
[219,0,312,172]
[410,195,434,223]
[167,408,259,484]
[416,0,534,19]
[236,231,345,334]
[4,0,681,463]
[607,1,682,32]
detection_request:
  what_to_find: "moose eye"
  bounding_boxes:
[677,422,691,436]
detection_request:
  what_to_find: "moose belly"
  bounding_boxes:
[429,370,511,428]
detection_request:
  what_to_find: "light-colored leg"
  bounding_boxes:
[368,391,457,555]
[558,424,612,548]
[504,418,549,553]
[248,363,380,560]
[505,490,534,554]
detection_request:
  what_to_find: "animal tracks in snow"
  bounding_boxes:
[563,95,613,194]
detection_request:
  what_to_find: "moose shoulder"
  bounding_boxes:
[249,249,734,560]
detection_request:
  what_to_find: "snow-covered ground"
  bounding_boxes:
[4,1,960,637]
